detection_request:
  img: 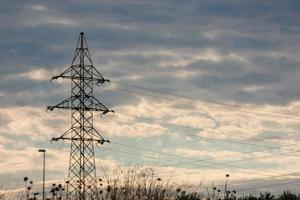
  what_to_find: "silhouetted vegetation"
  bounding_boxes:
[0,171,300,200]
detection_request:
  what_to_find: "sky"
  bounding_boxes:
[1,0,300,196]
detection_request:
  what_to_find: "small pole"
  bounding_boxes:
[38,149,46,200]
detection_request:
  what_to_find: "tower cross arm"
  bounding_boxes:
[52,137,109,143]
[51,65,110,84]
[51,127,110,144]
[47,96,114,114]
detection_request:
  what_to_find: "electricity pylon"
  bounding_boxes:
[47,32,113,200]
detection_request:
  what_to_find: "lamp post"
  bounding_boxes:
[38,149,46,200]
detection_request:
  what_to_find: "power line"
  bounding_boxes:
[102,143,300,182]
[112,140,281,168]
[0,80,48,99]
[0,91,68,127]
[8,113,298,188]
[3,79,300,123]
[90,107,300,176]
[8,109,296,184]
[237,179,300,192]
[0,86,297,167]
[108,89,300,147]
[159,148,300,178]
[4,86,296,154]
[0,77,300,191]
[29,122,295,177]
[0,89,286,151]
[85,142,300,192]
[107,138,299,177]
[113,81,300,120]
[45,122,296,177]
[0,80,297,149]
[99,107,300,182]
[211,172,300,189]
[111,113,281,149]
[2,78,299,120]
[114,140,298,168]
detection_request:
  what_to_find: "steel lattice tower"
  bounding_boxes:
[47,32,113,200]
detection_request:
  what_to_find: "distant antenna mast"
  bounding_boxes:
[48,32,113,200]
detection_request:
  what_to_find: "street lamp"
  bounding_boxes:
[38,149,46,200]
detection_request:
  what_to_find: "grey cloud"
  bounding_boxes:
[2,0,300,189]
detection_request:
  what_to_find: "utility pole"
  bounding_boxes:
[38,149,46,200]
[47,32,113,200]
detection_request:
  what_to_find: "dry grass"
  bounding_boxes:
[96,166,175,200]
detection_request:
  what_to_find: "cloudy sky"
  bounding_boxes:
[1,0,300,196]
